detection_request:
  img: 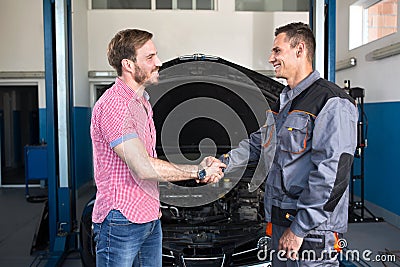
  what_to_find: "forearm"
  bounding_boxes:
[115,138,198,181]
[148,157,198,181]
[114,138,225,182]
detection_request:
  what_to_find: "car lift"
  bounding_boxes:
[346,85,384,223]
[37,0,336,266]
[36,0,78,265]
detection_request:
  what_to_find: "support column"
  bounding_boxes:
[309,0,336,82]
[43,0,76,265]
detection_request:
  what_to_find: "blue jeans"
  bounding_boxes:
[93,210,162,267]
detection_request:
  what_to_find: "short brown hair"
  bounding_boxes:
[107,29,153,76]
[275,22,315,63]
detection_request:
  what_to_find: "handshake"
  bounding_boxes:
[196,156,227,184]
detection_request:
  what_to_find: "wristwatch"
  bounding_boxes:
[197,168,206,180]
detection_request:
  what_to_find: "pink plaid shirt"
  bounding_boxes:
[90,78,159,224]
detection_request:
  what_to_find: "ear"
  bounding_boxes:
[296,42,306,57]
[121,59,134,73]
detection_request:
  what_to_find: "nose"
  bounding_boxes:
[155,55,162,67]
[268,53,275,64]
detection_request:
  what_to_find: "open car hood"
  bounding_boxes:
[148,54,283,157]
[147,54,282,266]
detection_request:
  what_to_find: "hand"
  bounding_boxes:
[278,228,303,260]
[197,157,226,184]
[199,156,220,169]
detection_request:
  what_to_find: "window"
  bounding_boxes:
[235,0,308,12]
[92,0,151,9]
[349,0,398,49]
[155,0,215,10]
[91,0,215,10]
[156,0,172,9]
[177,0,192,9]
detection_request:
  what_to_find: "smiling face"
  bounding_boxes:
[268,32,313,89]
[133,39,162,86]
[268,33,298,81]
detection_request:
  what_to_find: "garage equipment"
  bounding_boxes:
[24,144,48,198]
[348,85,383,223]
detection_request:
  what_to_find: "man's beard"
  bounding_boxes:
[134,63,159,86]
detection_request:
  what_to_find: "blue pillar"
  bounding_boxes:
[43,0,58,252]
[309,0,336,82]
[326,0,336,82]
[43,0,76,265]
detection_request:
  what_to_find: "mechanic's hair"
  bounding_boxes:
[107,29,153,76]
[275,22,315,63]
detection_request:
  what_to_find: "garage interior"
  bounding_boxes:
[1,0,400,266]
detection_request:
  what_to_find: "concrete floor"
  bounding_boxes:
[0,186,93,267]
[343,222,400,267]
[1,186,400,267]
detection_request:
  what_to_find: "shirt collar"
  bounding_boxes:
[115,77,150,101]
[286,70,320,100]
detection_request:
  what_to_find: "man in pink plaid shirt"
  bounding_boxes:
[90,29,225,267]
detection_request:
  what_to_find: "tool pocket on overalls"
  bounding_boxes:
[279,113,309,154]
[262,111,276,149]
[298,234,325,260]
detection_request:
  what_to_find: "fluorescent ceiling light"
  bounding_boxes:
[369,42,400,60]
[336,57,357,71]
[88,71,116,78]
[0,71,45,79]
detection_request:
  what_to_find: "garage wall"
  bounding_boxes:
[72,0,93,187]
[336,1,400,220]
[87,1,308,72]
[0,0,44,72]
[0,0,46,110]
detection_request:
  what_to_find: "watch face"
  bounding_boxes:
[198,169,206,180]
